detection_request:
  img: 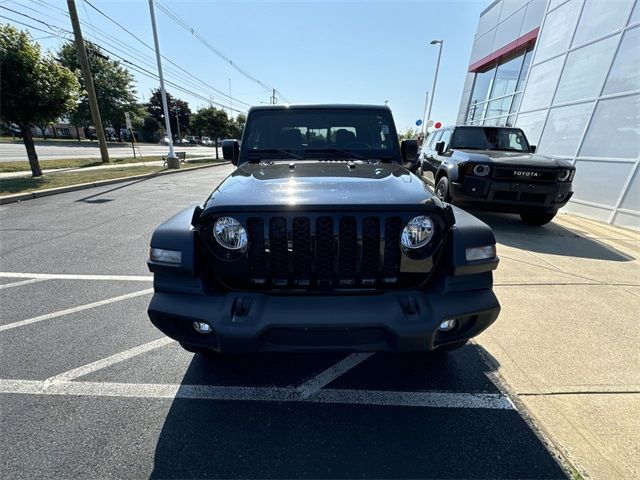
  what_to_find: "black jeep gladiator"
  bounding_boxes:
[147,105,500,355]
[420,125,575,225]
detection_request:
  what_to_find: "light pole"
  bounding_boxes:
[421,91,429,135]
[174,105,181,141]
[425,40,443,129]
[148,0,178,167]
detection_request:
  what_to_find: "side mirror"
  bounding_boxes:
[435,141,445,155]
[400,139,418,165]
[222,139,240,165]
[529,145,537,153]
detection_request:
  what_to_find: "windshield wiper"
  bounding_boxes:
[304,148,367,160]
[452,146,490,150]
[246,149,303,160]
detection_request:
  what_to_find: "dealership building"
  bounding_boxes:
[457,0,640,229]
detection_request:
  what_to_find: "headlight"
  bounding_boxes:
[401,216,434,249]
[558,169,571,182]
[473,164,490,176]
[466,245,496,261]
[213,217,248,250]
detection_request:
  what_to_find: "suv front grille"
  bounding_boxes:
[492,166,558,182]
[207,213,438,292]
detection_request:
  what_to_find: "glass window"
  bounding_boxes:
[554,35,619,104]
[572,159,634,206]
[573,0,635,46]
[630,0,640,25]
[535,0,581,62]
[515,48,534,92]
[548,0,569,10]
[486,96,513,118]
[579,94,640,158]
[538,102,594,156]
[516,110,548,145]
[470,66,497,105]
[603,26,640,95]
[506,115,517,127]
[467,101,487,123]
[510,93,523,113]
[451,127,530,152]
[491,52,525,98]
[620,168,640,210]
[519,56,565,112]
[440,129,452,151]
[429,130,444,147]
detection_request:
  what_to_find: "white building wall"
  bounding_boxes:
[515,0,640,229]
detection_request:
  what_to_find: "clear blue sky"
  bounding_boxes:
[4,0,488,131]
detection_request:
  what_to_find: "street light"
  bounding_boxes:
[425,40,443,130]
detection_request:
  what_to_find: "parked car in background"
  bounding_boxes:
[147,104,501,356]
[420,126,575,225]
[201,136,213,146]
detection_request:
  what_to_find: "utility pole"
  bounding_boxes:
[148,0,178,168]
[67,0,109,163]
[174,105,181,140]
[426,40,444,127]
[271,89,277,104]
[421,91,429,135]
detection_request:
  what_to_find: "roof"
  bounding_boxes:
[248,104,391,112]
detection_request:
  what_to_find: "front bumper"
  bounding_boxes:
[148,288,500,353]
[450,177,573,214]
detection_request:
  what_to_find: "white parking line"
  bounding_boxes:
[0,278,46,290]
[0,272,152,281]
[0,379,514,409]
[0,288,154,333]
[45,337,175,383]
[296,353,374,399]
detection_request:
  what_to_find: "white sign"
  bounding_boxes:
[124,112,132,130]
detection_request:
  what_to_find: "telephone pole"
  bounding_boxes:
[67,0,109,163]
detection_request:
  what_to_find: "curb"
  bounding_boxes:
[0,161,228,205]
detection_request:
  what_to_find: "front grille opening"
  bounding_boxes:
[230,214,433,292]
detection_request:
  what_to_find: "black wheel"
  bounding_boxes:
[435,176,451,202]
[433,340,468,354]
[179,342,218,356]
[519,212,556,226]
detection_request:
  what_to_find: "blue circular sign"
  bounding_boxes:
[415,119,423,126]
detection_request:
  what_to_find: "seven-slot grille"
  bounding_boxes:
[237,215,410,290]
[491,165,559,182]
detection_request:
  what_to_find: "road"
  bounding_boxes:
[0,166,568,479]
[0,141,220,161]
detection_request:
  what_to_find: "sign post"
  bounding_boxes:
[124,112,136,159]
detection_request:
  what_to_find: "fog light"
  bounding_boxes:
[193,321,212,334]
[439,319,457,331]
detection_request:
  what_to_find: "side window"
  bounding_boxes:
[429,130,443,148]
[440,129,452,151]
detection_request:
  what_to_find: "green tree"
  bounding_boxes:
[229,112,247,139]
[139,115,161,143]
[0,25,80,177]
[147,89,191,139]
[399,127,418,141]
[58,42,141,141]
[191,107,230,159]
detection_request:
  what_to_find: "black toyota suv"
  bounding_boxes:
[420,125,575,225]
[147,105,500,355]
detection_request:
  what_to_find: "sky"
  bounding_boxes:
[3,0,488,132]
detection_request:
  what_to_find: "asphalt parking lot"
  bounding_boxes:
[0,165,571,479]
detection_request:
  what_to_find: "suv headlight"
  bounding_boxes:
[473,164,490,177]
[213,217,248,250]
[401,216,434,249]
[558,169,571,182]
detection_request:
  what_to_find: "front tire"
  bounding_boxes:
[435,176,451,203]
[520,212,556,226]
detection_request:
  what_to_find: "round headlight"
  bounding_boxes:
[558,169,571,182]
[473,164,490,176]
[213,217,248,250]
[401,216,434,249]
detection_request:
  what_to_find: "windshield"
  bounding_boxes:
[240,109,400,162]
[451,127,530,152]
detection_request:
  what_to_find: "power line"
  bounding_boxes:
[154,0,290,103]
[11,1,251,112]
[23,0,253,108]
[2,8,247,114]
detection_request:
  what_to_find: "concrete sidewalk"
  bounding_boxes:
[474,211,639,479]
[0,156,220,179]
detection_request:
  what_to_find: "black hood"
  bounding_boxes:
[203,161,437,211]
[451,149,574,168]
